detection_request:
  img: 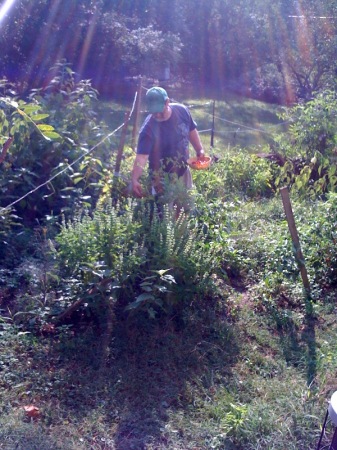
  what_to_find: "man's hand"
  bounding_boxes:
[196,148,205,160]
[130,154,148,197]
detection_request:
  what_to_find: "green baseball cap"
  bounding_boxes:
[146,87,168,113]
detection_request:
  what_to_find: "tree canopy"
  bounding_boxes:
[0,0,337,101]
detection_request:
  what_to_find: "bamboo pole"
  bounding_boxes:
[131,76,143,151]
[280,186,310,292]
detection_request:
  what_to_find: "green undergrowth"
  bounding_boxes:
[2,191,337,449]
[2,91,337,449]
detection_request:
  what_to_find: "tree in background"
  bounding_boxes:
[260,0,337,101]
[0,0,337,101]
[0,0,183,95]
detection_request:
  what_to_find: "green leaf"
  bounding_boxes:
[141,286,153,292]
[95,159,103,168]
[37,124,54,131]
[152,269,172,276]
[21,105,40,114]
[42,131,62,139]
[148,308,157,319]
[125,293,155,311]
[135,293,155,302]
[162,274,176,284]
[329,166,336,176]
[33,114,50,121]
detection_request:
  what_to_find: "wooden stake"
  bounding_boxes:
[280,186,310,292]
[210,100,215,148]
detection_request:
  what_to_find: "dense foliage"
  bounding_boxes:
[0,64,117,228]
[270,90,337,197]
[2,69,337,447]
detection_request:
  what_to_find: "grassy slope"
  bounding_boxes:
[99,90,288,153]
[184,93,288,151]
[1,94,337,450]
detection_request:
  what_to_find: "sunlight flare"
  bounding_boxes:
[0,0,16,23]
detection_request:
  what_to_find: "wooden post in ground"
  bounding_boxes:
[280,186,310,293]
[131,76,143,151]
[210,100,215,148]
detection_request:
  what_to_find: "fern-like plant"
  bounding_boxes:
[55,199,221,318]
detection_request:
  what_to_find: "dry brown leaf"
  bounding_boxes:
[23,405,40,419]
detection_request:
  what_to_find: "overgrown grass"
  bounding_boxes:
[1,280,335,449]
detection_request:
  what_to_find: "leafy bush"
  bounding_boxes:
[55,199,221,319]
[280,90,337,159]
[193,148,274,201]
[270,90,337,198]
[0,64,117,226]
[292,194,337,289]
[215,192,337,309]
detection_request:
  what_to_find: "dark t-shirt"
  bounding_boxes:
[137,103,197,176]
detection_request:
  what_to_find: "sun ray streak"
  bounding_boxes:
[0,0,16,23]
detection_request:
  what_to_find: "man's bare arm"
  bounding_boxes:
[189,129,205,158]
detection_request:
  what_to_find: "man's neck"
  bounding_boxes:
[153,104,172,122]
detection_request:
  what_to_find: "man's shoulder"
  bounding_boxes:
[170,102,189,112]
[170,103,191,119]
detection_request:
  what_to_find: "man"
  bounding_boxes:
[131,87,205,212]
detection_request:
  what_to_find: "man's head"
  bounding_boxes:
[146,87,169,114]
